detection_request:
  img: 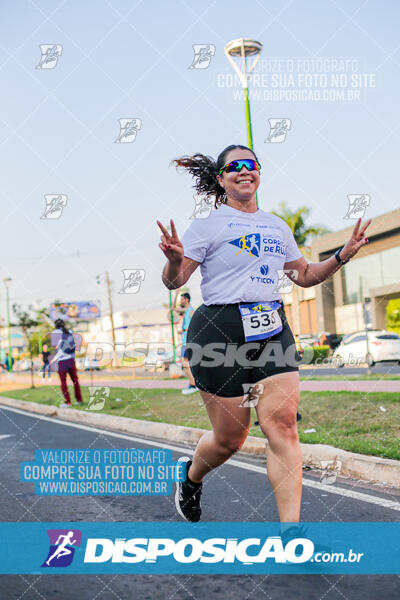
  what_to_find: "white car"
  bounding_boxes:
[13,358,41,372]
[76,358,101,371]
[12,358,31,372]
[143,348,174,371]
[333,330,400,367]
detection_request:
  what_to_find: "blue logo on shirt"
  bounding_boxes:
[229,234,260,257]
[260,265,269,276]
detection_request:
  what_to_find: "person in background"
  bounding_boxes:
[51,319,83,407]
[178,293,198,395]
[41,343,51,379]
[319,332,329,346]
[4,355,14,371]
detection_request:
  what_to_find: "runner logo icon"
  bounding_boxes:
[42,529,82,567]
[36,44,63,69]
[229,233,260,257]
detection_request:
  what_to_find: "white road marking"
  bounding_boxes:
[1,404,399,512]
[0,434,13,440]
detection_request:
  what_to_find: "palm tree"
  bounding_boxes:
[271,201,330,246]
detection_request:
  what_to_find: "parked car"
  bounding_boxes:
[13,358,41,372]
[143,348,174,371]
[76,358,101,371]
[333,330,400,367]
[12,358,31,372]
[325,333,342,351]
[296,334,319,351]
[340,333,353,345]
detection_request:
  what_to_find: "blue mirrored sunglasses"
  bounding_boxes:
[219,159,261,175]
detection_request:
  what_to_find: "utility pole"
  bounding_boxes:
[35,301,43,355]
[105,271,117,367]
[3,278,12,372]
[96,272,117,367]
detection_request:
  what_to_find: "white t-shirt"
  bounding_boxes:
[181,203,303,305]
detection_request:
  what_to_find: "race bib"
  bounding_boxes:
[239,302,283,342]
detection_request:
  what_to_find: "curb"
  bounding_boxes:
[1,396,399,488]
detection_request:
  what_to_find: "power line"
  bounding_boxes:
[1,246,128,263]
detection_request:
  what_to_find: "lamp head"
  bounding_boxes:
[225,38,262,58]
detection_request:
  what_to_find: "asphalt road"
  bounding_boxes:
[0,406,399,599]
[300,364,400,376]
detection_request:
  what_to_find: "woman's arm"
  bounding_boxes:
[284,218,371,288]
[157,219,201,290]
[162,256,200,290]
[284,254,342,288]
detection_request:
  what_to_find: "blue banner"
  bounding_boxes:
[0,522,398,574]
[20,449,183,496]
[49,302,100,321]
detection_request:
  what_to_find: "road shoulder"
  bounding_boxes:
[1,395,399,489]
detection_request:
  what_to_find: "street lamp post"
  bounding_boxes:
[224,38,262,148]
[3,278,12,372]
[224,38,262,205]
[359,276,372,375]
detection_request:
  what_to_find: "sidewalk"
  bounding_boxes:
[299,380,400,392]
[77,378,400,392]
[2,375,400,393]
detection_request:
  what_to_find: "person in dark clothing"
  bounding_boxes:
[4,355,14,371]
[41,343,51,379]
[51,319,83,407]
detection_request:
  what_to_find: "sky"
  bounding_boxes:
[0,0,399,321]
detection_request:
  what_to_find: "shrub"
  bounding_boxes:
[302,345,330,364]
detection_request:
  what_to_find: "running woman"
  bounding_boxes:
[157,144,371,540]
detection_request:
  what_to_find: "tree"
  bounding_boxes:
[29,330,51,356]
[12,304,39,389]
[29,307,53,356]
[271,201,330,247]
[386,299,400,335]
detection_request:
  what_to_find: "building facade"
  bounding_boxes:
[312,208,400,334]
[283,208,400,335]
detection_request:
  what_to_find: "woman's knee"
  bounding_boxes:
[214,428,249,455]
[259,414,299,445]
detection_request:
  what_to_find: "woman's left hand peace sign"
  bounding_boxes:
[341,218,371,261]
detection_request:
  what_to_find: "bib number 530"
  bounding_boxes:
[239,302,283,342]
[250,312,276,328]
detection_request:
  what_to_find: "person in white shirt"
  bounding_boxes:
[157,144,371,538]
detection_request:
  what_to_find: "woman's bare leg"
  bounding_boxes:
[188,390,251,483]
[254,371,302,523]
[182,356,196,386]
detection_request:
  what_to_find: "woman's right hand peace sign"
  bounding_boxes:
[157,219,184,264]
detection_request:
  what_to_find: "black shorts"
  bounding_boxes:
[186,303,301,398]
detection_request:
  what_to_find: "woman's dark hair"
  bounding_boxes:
[54,318,70,334]
[171,144,260,209]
